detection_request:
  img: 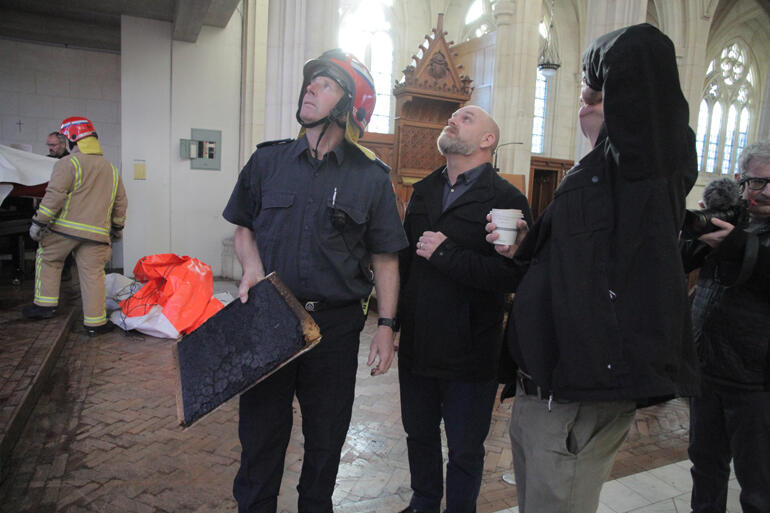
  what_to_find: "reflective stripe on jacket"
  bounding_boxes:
[33,148,127,244]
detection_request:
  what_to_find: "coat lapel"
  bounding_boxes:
[413,167,447,228]
[440,165,495,217]
[413,164,497,226]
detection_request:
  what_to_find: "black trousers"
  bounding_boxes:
[233,303,365,513]
[689,379,770,513]
[398,361,498,513]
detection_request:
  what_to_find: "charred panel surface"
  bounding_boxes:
[172,273,320,427]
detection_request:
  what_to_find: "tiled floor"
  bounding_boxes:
[494,460,741,513]
[0,276,733,513]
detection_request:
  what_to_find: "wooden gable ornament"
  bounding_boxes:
[394,15,473,102]
[392,14,473,186]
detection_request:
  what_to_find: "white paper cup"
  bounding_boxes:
[491,209,523,245]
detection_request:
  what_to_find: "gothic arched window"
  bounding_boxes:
[695,41,756,175]
[339,0,394,133]
[531,69,549,154]
[531,18,556,154]
[462,0,495,41]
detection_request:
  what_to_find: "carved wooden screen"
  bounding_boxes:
[392,14,473,207]
[359,14,473,216]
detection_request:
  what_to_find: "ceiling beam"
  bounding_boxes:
[203,0,240,27]
[0,8,119,51]
[172,0,211,43]
[0,0,174,22]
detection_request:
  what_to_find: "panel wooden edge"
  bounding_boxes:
[266,272,322,346]
[171,341,186,427]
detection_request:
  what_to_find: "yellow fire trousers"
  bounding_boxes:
[33,232,112,327]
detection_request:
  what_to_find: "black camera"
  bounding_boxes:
[681,178,749,239]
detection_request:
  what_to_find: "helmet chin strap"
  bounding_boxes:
[297,94,349,158]
[312,119,332,159]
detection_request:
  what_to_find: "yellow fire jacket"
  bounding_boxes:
[33,143,127,244]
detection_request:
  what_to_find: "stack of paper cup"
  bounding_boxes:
[490,209,524,245]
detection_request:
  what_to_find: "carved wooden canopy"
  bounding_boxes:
[392,14,473,186]
[357,14,475,217]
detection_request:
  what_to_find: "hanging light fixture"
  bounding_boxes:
[537,0,561,77]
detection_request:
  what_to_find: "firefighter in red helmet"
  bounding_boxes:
[23,116,127,337]
[223,50,406,512]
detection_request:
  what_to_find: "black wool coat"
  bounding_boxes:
[398,163,531,381]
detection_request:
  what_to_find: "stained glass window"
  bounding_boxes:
[695,41,756,174]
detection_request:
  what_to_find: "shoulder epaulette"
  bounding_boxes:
[256,138,293,150]
[373,158,391,173]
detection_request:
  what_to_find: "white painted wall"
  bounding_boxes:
[121,12,242,277]
[120,17,173,275]
[0,39,121,163]
[0,38,123,266]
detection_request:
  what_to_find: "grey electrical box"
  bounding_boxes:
[180,128,221,170]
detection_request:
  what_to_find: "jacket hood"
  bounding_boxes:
[582,23,693,181]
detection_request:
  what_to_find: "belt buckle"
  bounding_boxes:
[304,301,318,312]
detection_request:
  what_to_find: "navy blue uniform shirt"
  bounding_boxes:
[223,136,408,303]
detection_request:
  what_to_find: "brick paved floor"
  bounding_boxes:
[0,288,692,513]
[0,276,75,482]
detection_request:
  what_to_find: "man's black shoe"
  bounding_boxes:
[84,322,115,337]
[22,304,57,320]
[399,507,439,513]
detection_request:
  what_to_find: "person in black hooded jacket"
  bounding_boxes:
[487,24,699,513]
[681,141,770,513]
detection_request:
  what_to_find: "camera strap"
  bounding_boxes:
[733,233,759,287]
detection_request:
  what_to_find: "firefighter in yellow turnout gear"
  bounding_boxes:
[23,117,127,336]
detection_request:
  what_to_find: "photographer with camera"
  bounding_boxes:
[681,140,770,513]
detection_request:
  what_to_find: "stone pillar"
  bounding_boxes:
[758,65,770,142]
[574,0,648,159]
[263,0,339,140]
[490,0,541,178]
[661,1,712,130]
[239,0,270,167]
[582,0,647,43]
[306,1,340,57]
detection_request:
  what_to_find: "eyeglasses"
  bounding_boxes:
[739,177,770,191]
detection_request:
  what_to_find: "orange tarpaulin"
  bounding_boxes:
[121,254,224,335]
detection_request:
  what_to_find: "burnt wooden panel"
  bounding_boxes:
[172,273,321,428]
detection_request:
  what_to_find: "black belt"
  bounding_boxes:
[297,299,359,313]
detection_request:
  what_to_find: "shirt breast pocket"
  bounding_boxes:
[326,197,369,253]
[254,191,295,235]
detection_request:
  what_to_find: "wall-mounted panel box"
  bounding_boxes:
[180,128,221,170]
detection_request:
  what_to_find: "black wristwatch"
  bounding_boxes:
[377,317,400,332]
